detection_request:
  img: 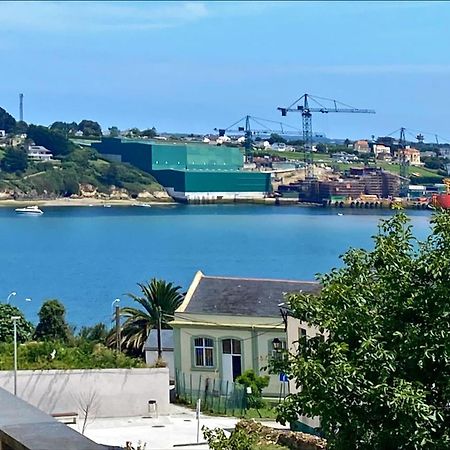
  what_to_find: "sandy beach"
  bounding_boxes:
[0,198,175,208]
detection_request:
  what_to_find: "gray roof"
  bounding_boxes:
[0,387,111,450]
[184,274,320,317]
[144,329,174,351]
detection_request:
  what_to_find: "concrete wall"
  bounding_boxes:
[0,368,169,418]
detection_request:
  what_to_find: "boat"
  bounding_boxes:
[103,204,112,208]
[15,205,44,215]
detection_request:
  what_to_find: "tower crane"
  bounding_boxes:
[278,93,375,178]
[215,115,301,163]
[398,127,410,197]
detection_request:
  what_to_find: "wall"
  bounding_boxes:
[173,319,286,397]
[145,350,175,379]
[0,368,169,418]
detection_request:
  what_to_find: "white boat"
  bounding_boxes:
[15,205,44,215]
[103,204,112,208]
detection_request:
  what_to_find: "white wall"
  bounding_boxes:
[0,368,169,418]
[145,350,175,379]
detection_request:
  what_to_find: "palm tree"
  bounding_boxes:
[116,278,184,356]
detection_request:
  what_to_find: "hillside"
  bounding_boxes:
[0,146,170,202]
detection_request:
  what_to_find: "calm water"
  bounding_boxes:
[0,205,431,327]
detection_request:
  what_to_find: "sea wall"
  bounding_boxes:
[0,368,169,418]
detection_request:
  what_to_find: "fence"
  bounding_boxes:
[175,371,246,416]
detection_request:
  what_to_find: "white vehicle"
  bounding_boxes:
[15,205,44,215]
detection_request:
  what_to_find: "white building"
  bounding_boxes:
[144,329,174,379]
[271,142,287,151]
[0,130,5,138]
[27,145,53,161]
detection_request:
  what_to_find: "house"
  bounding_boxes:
[170,271,320,397]
[272,142,287,151]
[403,147,421,166]
[353,140,370,153]
[144,329,175,379]
[439,147,450,158]
[27,145,53,161]
[0,130,5,138]
[373,144,391,157]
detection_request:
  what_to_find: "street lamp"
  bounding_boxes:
[6,292,16,304]
[11,316,20,396]
[25,298,32,302]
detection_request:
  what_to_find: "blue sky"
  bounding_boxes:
[1,1,450,140]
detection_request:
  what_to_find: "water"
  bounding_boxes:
[0,205,431,327]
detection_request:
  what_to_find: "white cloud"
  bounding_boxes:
[0,1,209,33]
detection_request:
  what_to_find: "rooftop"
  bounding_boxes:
[178,271,320,317]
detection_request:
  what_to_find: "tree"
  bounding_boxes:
[78,323,108,343]
[27,124,73,156]
[50,121,78,136]
[15,120,29,134]
[78,120,102,137]
[268,133,287,145]
[0,304,34,343]
[236,369,270,412]
[315,143,327,153]
[108,126,120,137]
[0,147,28,172]
[275,211,450,449]
[116,279,184,355]
[34,299,71,342]
[141,127,157,138]
[0,107,16,133]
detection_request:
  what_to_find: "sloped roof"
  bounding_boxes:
[144,329,174,351]
[179,271,320,318]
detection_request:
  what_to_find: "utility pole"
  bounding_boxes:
[157,306,162,360]
[11,316,20,396]
[115,305,121,353]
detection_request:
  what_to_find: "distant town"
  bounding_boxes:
[0,98,449,209]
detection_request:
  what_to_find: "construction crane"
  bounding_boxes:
[278,93,375,178]
[215,115,301,163]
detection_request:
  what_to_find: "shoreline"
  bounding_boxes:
[0,198,175,208]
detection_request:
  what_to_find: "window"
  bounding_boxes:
[194,337,214,367]
[222,339,241,355]
[298,327,307,339]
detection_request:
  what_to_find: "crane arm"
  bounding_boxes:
[278,107,375,115]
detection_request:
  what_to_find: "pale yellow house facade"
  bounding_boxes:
[171,271,320,397]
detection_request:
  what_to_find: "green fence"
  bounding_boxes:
[175,371,246,416]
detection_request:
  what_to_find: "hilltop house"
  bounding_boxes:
[27,145,53,161]
[170,271,320,396]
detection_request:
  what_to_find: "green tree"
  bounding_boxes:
[236,369,270,411]
[27,124,73,156]
[78,323,108,343]
[78,120,102,137]
[50,121,78,136]
[275,211,450,449]
[0,304,34,343]
[0,107,16,133]
[116,279,184,355]
[34,299,71,342]
[14,120,29,134]
[108,126,120,137]
[268,133,287,145]
[141,127,157,138]
[0,147,28,172]
[315,143,327,153]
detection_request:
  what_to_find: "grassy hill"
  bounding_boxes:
[0,146,168,200]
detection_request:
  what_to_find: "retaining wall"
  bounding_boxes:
[0,368,169,418]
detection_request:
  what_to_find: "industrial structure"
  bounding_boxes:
[215,115,301,163]
[278,94,375,178]
[93,138,271,201]
[19,93,23,122]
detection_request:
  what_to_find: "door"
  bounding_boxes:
[221,339,242,388]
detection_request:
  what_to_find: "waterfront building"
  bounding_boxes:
[170,270,320,397]
[92,138,271,201]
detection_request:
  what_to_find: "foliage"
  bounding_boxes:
[0,106,16,133]
[315,143,327,153]
[15,120,29,134]
[27,124,74,156]
[50,121,78,136]
[0,147,28,172]
[108,126,120,137]
[274,211,450,449]
[78,120,102,137]
[34,299,71,342]
[203,426,257,450]
[268,133,287,145]
[141,127,157,138]
[236,369,270,409]
[0,340,145,370]
[422,155,443,170]
[0,304,34,343]
[77,323,108,344]
[113,279,184,355]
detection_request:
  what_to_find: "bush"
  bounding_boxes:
[236,369,270,410]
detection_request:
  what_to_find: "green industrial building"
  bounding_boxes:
[92,138,271,201]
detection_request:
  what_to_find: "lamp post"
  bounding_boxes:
[11,316,20,396]
[111,299,121,353]
[6,292,16,304]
